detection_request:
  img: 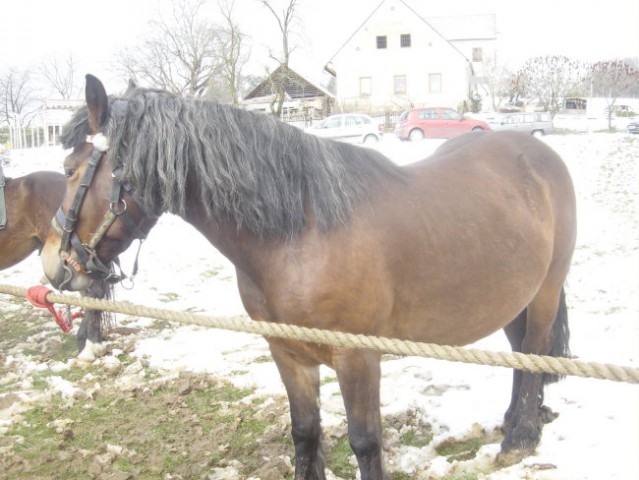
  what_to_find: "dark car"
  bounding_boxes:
[394,107,490,141]
[627,117,639,134]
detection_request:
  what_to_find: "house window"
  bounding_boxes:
[359,77,372,97]
[472,48,483,62]
[394,75,407,95]
[400,34,411,48]
[429,73,442,93]
[376,36,387,49]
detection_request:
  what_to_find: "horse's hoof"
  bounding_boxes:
[496,448,531,466]
[500,421,541,456]
[77,340,106,362]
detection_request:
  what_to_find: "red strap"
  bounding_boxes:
[26,285,75,333]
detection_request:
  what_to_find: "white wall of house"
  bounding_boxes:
[329,0,496,112]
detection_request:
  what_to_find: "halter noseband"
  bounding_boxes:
[52,133,148,286]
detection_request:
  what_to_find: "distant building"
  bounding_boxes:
[241,66,334,123]
[35,99,83,147]
[324,0,497,112]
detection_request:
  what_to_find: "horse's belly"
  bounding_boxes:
[391,235,550,345]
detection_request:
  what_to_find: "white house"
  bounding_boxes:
[325,0,497,112]
[33,99,83,147]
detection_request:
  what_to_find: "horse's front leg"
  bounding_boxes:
[334,348,388,480]
[269,340,325,480]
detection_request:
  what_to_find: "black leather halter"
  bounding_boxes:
[51,133,148,285]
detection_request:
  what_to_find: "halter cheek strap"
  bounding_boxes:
[54,133,149,284]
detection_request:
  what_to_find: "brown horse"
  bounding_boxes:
[42,75,577,479]
[0,168,112,352]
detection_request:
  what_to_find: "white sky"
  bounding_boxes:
[1,0,638,94]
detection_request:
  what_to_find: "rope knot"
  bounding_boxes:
[26,285,80,333]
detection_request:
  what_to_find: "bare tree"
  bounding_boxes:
[209,0,250,105]
[482,58,515,111]
[590,59,639,128]
[40,55,77,100]
[0,67,40,149]
[116,0,222,96]
[260,0,301,117]
[519,55,589,118]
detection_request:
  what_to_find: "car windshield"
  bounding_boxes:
[320,116,342,129]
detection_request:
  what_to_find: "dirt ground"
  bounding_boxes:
[0,300,505,480]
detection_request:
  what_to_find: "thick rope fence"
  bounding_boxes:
[1,283,638,385]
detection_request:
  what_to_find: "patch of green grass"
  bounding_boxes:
[320,375,338,385]
[216,383,253,402]
[253,355,274,363]
[202,266,224,278]
[3,375,272,479]
[400,429,433,448]
[327,436,356,478]
[158,292,180,303]
[50,334,81,362]
[443,474,479,480]
[391,471,413,480]
[436,437,488,463]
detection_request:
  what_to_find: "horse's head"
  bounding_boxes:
[42,75,156,291]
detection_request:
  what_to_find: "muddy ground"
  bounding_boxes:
[1,300,509,480]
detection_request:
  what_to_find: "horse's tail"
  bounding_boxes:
[544,286,570,385]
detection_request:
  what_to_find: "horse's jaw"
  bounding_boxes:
[41,240,93,292]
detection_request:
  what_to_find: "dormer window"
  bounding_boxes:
[376,36,387,49]
[400,34,411,48]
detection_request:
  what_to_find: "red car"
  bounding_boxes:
[395,107,491,141]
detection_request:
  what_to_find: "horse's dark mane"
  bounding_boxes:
[62,87,406,238]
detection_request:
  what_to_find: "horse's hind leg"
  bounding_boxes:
[502,309,527,431]
[333,349,387,480]
[269,340,325,480]
[500,285,569,461]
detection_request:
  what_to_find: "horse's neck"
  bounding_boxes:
[182,205,265,274]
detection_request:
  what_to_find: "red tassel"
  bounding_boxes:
[26,285,75,333]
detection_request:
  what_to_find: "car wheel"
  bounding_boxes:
[408,129,424,141]
[532,130,544,137]
[363,134,379,144]
[472,127,485,132]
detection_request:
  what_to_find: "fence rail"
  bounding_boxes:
[1,283,637,384]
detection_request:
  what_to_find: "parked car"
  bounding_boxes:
[490,112,554,137]
[394,107,490,141]
[306,113,383,144]
[627,117,639,134]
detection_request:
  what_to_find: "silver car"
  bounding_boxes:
[490,112,554,137]
[306,114,382,144]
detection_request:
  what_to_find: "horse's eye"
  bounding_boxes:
[65,168,76,178]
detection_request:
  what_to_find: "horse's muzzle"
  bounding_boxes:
[41,241,93,292]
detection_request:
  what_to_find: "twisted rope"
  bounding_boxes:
[1,283,637,384]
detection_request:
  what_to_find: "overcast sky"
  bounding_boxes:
[2,0,638,95]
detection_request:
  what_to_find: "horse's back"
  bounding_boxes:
[0,171,66,270]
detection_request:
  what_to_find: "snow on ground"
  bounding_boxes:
[1,127,638,479]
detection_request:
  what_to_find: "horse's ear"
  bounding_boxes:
[123,79,138,97]
[85,74,108,133]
